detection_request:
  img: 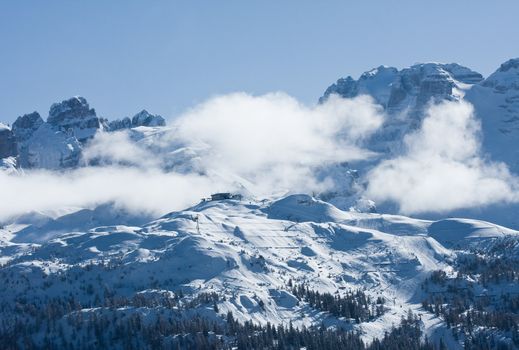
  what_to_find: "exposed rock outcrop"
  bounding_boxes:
[47,96,102,142]
[0,124,17,159]
[109,110,166,131]
[320,62,484,153]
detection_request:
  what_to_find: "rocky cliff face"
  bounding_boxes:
[11,112,44,168]
[132,109,166,127]
[109,109,166,131]
[315,58,519,224]
[47,96,102,143]
[108,117,132,131]
[321,63,483,115]
[0,124,17,159]
[321,62,491,154]
[11,111,44,142]
[385,63,483,116]
[320,63,484,153]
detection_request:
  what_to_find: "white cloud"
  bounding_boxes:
[0,92,384,221]
[366,101,519,214]
[0,167,215,221]
[3,94,519,221]
[82,130,160,168]
[173,92,383,195]
[5,94,519,221]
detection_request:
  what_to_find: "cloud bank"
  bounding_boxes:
[2,93,519,222]
[0,167,214,220]
[173,92,383,195]
[366,101,519,214]
[0,93,384,221]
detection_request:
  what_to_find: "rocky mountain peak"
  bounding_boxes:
[108,109,166,131]
[108,117,132,131]
[386,63,482,115]
[48,96,94,124]
[131,109,166,127]
[497,58,519,73]
[0,96,170,170]
[12,111,44,142]
[319,62,486,155]
[319,66,398,106]
[320,62,483,116]
[47,96,101,142]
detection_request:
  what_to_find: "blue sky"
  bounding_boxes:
[1,0,518,123]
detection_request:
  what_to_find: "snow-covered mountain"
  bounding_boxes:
[1,60,519,349]
[320,59,519,163]
[0,194,517,348]
[317,58,519,229]
[465,58,519,173]
[1,59,518,177]
[46,96,103,143]
[109,109,166,131]
[320,63,483,113]
[2,97,167,169]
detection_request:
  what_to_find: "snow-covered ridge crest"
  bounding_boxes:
[108,109,166,131]
[482,57,519,91]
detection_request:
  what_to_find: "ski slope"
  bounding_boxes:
[1,194,516,347]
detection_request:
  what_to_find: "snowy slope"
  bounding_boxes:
[465,58,519,173]
[2,59,519,348]
[1,194,517,347]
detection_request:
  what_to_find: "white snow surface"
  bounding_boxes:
[1,194,517,346]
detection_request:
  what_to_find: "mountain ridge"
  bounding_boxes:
[320,59,519,160]
[0,97,167,169]
[1,59,519,348]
